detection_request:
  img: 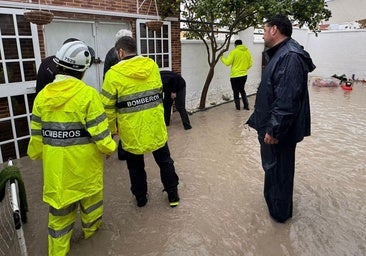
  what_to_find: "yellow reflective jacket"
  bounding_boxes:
[27,75,117,209]
[101,56,168,154]
[221,45,253,78]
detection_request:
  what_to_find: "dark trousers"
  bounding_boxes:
[163,89,191,129]
[258,136,297,222]
[117,140,127,160]
[125,143,179,197]
[230,76,249,109]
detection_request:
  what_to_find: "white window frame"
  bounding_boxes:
[0,8,40,163]
[136,19,172,70]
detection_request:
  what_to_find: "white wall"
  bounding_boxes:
[325,0,366,24]
[181,40,232,110]
[307,29,366,80]
[181,28,264,110]
[181,28,366,110]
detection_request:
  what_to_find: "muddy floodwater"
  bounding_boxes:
[2,81,366,256]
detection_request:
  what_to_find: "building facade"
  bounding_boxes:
[0,0,181,163]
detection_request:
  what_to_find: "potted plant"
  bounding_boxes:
[24,10,54,25]
[146,0,180,31]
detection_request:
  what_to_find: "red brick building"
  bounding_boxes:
[0,0,181,163]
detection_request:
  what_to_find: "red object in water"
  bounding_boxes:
[341,81,353,90]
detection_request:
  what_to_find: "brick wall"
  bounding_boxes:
[11,0,145,14]
[170,18,181,73]
[21,0,181,73]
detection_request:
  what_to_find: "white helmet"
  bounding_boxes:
[54,41,91,72]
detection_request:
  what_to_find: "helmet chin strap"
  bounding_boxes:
[56,65,85,80]
[80,72,86,80]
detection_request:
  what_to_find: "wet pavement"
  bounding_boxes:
[2,83,366,255]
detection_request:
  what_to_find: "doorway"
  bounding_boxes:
[44,20,130,91]
[0,14,130,163]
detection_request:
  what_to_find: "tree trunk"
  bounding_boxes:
[199,65,215,109]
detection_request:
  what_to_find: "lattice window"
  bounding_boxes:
[0,10,39,163]
[137,19,171,70]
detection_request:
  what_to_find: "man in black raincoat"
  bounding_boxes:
[247,15,315,223]
[160,71,192,130]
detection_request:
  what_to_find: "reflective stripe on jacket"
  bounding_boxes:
[101,56,168,154]
[27,75,116,209]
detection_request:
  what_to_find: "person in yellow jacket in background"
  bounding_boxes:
[27,41,117,256]
[221,39,253,110]
[101,36,180,208]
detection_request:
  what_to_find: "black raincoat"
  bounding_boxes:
[247,38,315,222]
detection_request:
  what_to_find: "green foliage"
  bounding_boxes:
[182,0,331,36]
[157,0,180,20]
[291,0,332,31]
[179,0,332,109]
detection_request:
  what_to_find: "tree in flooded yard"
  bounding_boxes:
[179,0,331,109]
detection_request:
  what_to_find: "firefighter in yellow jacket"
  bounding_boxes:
[27,41,117,256]
[101,36,180,208]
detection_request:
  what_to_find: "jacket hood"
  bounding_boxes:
[301,50,316,72]
[287,39,316,72]
[42,75,84,108]
[236,45,249,52]
[111,56,156,79]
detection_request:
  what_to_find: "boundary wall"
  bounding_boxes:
[181,27,366,110]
